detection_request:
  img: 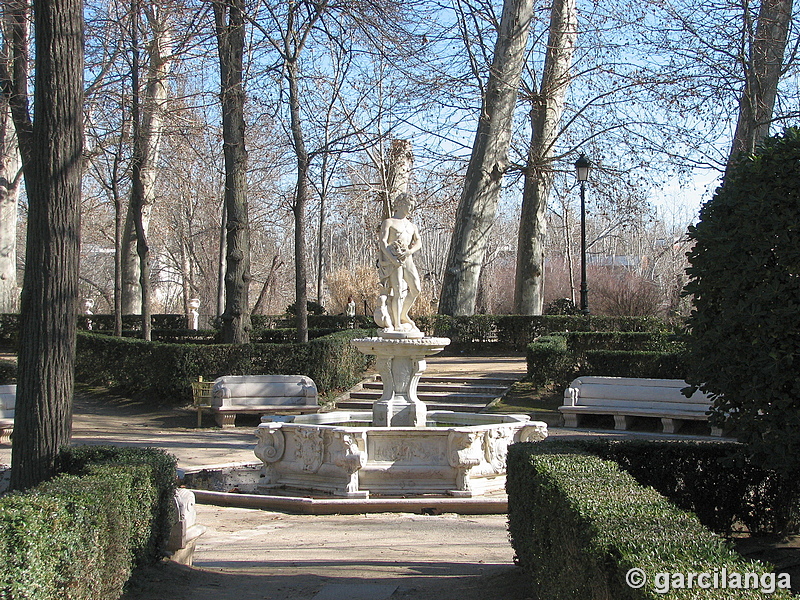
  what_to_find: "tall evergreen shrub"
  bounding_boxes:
[684,128,800,478]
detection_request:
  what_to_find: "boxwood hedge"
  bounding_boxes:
[507,442,793,599]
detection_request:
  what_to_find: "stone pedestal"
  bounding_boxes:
[352,336,450,427]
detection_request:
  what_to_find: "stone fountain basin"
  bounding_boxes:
[254,411,548,499]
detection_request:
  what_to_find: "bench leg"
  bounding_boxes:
[613,415,630,430]
[562,413,579,428]
[0,427,11,445]
[215,412,236,428]
[710,426,723,437]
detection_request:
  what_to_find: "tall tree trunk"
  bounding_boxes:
[287,56,310,343]
[728,0,793,161]
[216,197,226,317]
[214,0,251,344]
[438,0,534,316]
[514,0,577,315]
[121,1,172,315]
[10,0,83,490]
[130,0,151,340]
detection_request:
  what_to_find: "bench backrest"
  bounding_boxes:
[212,375,317,408]
[564,377,711,411]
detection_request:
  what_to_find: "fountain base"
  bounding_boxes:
[254,411,547,499]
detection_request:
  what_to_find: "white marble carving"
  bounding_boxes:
[166,488,206,566]
[254,412,547,498]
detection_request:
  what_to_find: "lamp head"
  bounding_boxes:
[574,154,592,182]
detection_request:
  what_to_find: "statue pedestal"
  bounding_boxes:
[352,336,450,427]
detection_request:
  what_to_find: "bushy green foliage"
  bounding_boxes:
[286,300,326,315]
[582,349,687,379]
[0,358,16,383]
[0,446,176,600]
[526,331,686,385]
[507,443,793,599]
[684,128,800,479]
[413,314,668,351]
[58,445,177,562]
[526,335,574,386]
[572,438,800,536]
[75,329,373,403]
[0,314,19,344]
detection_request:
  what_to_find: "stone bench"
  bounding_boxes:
[211,375,319,428]
[0,384,16,444]
[559,376,723,436]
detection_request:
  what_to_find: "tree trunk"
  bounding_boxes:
[214,0,251,344]
[253,253,283,315]
[728,0,793,161]
[438,0,534,316]
[121,1,172,315]
[10,0,83,490]
[381,138,413,219]
[514,0,577,315]
[286,55,310,343]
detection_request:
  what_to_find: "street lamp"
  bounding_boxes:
[574,153,592,315]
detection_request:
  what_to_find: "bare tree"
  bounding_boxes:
[513,0,577,315]
[438,0,534,316]
[213,0,251,343]
[122,0,174,324]
[728,0,794,161]
[4,0,84,490]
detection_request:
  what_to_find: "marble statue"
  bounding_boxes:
[375,192,422,338]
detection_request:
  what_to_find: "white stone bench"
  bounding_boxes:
[559,376,723,436]
[211,375,319,428]
[0,384,16,444]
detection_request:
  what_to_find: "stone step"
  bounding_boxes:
[334,399,490,413]
[334,368,521,414]
[349,390,500,403]
[362,381,508,394]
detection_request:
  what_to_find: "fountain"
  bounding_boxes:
[253,193,547,498]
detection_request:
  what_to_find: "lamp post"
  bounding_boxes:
[574,153,592,315]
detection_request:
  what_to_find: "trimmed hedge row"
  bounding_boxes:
[507,443,793,599]
[74,329,374,403]
[572,438,800,536]
[415,315,669,350]
[526,335,571,386]
[583,349,687,379]
[0,446,176,600]
[526,331,687,385]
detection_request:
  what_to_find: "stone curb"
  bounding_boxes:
[191,488,508,515]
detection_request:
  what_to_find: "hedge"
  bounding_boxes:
[526,335,573,387]
[526,332,686,386]
[571,438,800,536]
[507,443,793,599]
[413,315,669,350]
[582,349,687,379]
[74,328,374,403]
[0,446,176,600]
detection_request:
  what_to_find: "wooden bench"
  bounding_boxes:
[0,384,16,444]
[211,375,319,428]
[191,378,214,428]
[559,376,723,436]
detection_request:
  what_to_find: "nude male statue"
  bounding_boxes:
[375,193,422,336]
